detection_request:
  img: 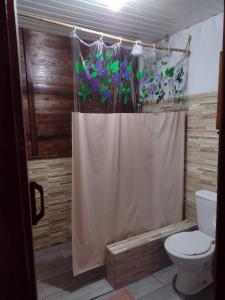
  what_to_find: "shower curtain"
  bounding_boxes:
[72,111,185,275]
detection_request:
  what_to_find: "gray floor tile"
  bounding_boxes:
[140,283,181,300]
[59,242,72,259]
[174,283,215,300]
[36,256,73,281]
[35,244,61,259]
[153,265,176,285]
[43,279,113,300]
[37,271,78,299]
[94,289,122,300]
[126,275,163,299]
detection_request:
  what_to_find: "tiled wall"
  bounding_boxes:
[29,92,218,250]
[184,92,218,221]
[28,158,72,250]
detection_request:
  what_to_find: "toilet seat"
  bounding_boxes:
[166,230,214,256]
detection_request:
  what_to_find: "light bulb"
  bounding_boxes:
[107,0,127,11]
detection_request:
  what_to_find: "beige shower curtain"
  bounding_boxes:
[72,111,185,275]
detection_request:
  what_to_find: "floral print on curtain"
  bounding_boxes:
[138,50,189,103]
[73,35,189,109]
[73,35,137,111]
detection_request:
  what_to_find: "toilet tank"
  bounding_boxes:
[195,190,217,238]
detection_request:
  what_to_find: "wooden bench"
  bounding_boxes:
[106,220,197,288]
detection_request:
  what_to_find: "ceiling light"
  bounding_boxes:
[107,0,127,11]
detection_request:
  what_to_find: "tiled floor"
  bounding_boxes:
[35,242,214,300]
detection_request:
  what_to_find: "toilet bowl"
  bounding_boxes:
[165,230,215,295]
[164,190,217,295]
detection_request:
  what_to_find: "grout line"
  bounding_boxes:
[138,283,172,300]
[152,274,168,286]
[91,289,115,300]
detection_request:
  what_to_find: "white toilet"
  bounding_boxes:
[164,190,217,295]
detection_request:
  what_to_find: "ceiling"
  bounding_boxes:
[16,0,224,43]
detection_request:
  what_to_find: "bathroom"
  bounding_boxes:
[1,0,225,299]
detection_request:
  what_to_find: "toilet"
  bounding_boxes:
[164,190,217,295]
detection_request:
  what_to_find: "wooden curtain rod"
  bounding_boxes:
[18,12,189,53]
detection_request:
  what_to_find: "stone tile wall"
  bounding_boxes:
[184,92,218,221]
[28,158,72,250]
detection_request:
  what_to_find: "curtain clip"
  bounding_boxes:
[152,43,156,56]
[100,32,104,41]
[73,26,77,36]
[185,34,192,56]
[167,45,171,56]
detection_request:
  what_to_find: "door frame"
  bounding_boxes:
[215,3,225,299]
[0,0,37,299]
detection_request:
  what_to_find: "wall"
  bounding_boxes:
[174,14,222,220]
[20,29,73,158]
[143,14,223,221]
[28,158,72,250]
[184,93,218,221]
[19,29,73,249]
[157,14,223,221]
[168,12,223,96]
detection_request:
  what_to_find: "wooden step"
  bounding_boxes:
[106,220,197,289]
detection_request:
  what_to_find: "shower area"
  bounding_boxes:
[16,1,222,299]
[71,35,188,275]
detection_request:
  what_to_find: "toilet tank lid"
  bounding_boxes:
[195,190,217,202]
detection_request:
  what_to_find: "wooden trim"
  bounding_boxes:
[217,51,223,130]
[22,28,39,156]
[0,1,37,298]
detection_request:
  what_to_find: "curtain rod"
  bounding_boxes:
[18,12,189,53]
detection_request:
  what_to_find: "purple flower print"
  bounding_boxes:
[154,69,162,81]
[79,69,91,82]
[112,72,120,85]
[175,73,183,84]
[140,75,148,85]
[103,90,111,101]
[89,79,100,94]
[148,83,157,94]
[158,90,166,101]
[167,78,175,86]
[121,60,128,72]
[95,60,106,77]
[85,68,91,80]
[123,70,131,81]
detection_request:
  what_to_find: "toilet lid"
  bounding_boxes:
[166,231,214,256]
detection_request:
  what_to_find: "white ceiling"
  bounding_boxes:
[16,0,224,43]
